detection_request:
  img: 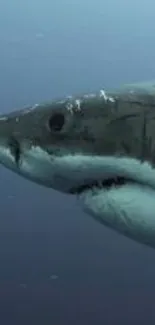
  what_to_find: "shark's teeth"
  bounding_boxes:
[69,176,132,194]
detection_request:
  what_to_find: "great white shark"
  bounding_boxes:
[1,80,155,248]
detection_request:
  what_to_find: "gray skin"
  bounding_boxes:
[1,80,155,248]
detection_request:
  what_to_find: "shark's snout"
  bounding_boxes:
[0,101,69,179]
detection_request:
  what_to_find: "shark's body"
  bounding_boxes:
[1,81,155,248]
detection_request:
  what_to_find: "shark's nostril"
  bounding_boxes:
[48,113,65,132]
[8,137,21,165]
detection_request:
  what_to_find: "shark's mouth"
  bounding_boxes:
[69,176,135,194]
[65,156,155,196]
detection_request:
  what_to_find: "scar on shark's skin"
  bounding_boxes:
[1,81,155,249]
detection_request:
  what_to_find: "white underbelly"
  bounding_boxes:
[79,183,155,247]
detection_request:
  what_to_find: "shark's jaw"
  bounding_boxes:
[1,143,155,193]
[0,144,155,248]
[2,140,155,249]
[55,152,155,248]
[9,145,155,248]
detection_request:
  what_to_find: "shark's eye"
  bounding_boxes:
[48,113,65,132]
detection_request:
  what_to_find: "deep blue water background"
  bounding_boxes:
[0,1,155,324]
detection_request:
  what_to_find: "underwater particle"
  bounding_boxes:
[35,32,44,39]
[8,195,14,199]
[49,274,58,280]
[20,283,27,288]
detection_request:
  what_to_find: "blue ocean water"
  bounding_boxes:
[0,1,155,324]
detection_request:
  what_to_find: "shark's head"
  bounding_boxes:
[0,89,131,193]
[1,81,155,248]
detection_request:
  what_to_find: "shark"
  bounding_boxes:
[1,80,155,248]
